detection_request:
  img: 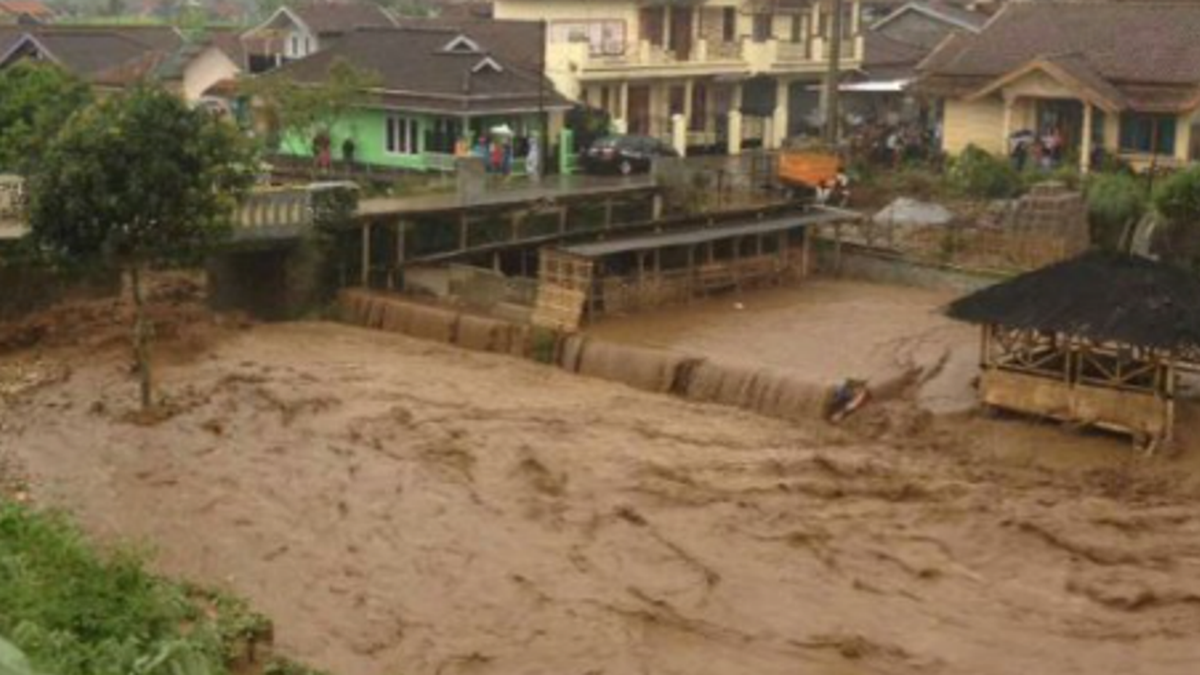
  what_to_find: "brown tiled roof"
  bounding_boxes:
[874,1,988,31]
[265,25,570,115]
[0,25,184,86]
[863,30,928,69]
[291,2,397,35]
[205,28,248,69]
[393,17,543,70]
[919,1,1200,111]
[0,0,53,17]
[921,2,1200,84]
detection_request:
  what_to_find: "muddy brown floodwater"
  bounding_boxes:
[4,320,1200,675]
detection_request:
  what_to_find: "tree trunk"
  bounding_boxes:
[130,265,153,411]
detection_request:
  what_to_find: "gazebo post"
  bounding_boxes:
[1166,359,1178,444]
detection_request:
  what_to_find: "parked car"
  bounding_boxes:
[582,135,679,175]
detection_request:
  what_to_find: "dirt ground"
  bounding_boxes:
[4,308,1200,675]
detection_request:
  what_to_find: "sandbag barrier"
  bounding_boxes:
[338,290,833,423]
[339,289,529,358]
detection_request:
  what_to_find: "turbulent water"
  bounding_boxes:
[3,323,1200,675]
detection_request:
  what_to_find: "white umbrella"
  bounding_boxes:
[490,124,515,137]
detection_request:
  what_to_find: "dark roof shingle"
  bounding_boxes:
[921,2,1200,85]
[268,25,569,115]
[947,252,1200,352]
[0,25,184,86]
[292,2,396,35]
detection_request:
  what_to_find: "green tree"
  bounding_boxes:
[0,62,93,174]
[244,58,379,158]
[28,87,257,410]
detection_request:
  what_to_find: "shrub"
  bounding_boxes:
[946,145,1024,200]
[1085,172,1148,252]
[1152,165,1200,224]
[1151,166,1200,267]
[0,502,272,675]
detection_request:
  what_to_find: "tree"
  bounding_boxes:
[28,87,257,410]
[1152,166,1200,269]
[0,62,92,174]
[244,58,379,158]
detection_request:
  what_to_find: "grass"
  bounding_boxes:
[0,500,318,675]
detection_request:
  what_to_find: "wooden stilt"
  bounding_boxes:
[360,221,372,288]
[800,226,811,279]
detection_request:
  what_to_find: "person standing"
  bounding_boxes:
[526,135,541,181]
[342,137,357,173]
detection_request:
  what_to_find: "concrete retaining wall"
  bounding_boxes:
[816,242,1009,294]
[338,290,835,424]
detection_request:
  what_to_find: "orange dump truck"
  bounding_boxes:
[776,145,848,205]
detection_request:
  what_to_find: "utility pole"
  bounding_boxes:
[823,0,845,144]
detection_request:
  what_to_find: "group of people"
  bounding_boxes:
[309,130,541,178]
[847,121,939,168]
[466,134,541,178]
[1009,126,1067,172]
[311,132,356,173]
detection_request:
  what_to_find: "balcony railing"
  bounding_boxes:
[556,33,862,75]
[560,38,745,70]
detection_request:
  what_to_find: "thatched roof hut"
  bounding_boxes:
[947,253,1200,353]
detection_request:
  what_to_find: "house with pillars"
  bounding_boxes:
[492,0,864,156]
[918,2,1200,172]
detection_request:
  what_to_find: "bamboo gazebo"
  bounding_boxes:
[947,253,1200,449]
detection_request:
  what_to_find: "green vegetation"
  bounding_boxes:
[243,59,380,157]
[1151,165,1200,268]
[0,502,271,675]
[1085,172,1148,252]
[0,63,93,175]
[946,145,1024,200]
[28,86,257,410]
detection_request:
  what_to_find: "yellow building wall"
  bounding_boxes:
[943,97,1006,156]
[182,46,241,103]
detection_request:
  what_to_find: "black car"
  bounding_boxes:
[582,135,680,175]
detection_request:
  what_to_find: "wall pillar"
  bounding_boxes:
[771,77,790,149]
[728,111,744,155]
[1175,111,1193,163]
[672,114,688,157]
[1081,102,1094,173]
[1002,94,1015,151]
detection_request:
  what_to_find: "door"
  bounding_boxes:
[670,7,693,61]
[628,85,651,135]
[640,6,665,47]
[1035,99,1084,159]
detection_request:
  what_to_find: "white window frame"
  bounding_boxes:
[385,116,420,156]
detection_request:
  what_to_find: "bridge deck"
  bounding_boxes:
[357,174,657,219]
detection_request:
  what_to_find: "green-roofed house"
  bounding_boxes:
[263,23,573,173]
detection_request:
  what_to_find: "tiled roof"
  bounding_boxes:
[268,25,571,115]
[291,2,397,35]
[863,30,928,69]
[393,17,543,69]
[874,1,988,31]
[0,0,53,17]
[0,25,184,86]
[919,1,1200,111]
[921,2,1200,84]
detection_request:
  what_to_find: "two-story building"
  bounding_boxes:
[493,0,864,155]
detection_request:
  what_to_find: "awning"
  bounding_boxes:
[805,79,911,93]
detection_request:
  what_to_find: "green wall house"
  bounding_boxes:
[264,24,572,173]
